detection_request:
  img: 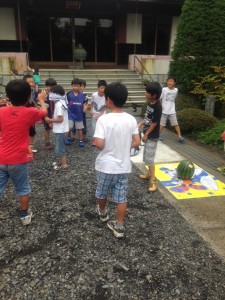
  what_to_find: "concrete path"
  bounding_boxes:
[131,125,225,260]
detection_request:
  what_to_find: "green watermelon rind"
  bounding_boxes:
[176,160,195,180]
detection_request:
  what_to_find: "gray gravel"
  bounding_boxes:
[1,116,225,300]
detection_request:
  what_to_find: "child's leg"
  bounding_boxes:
[29,126,37,152]
[97,198,107,211]
[95,171,109,222]
[159,125,164,134]
[174,124,182,137]
[9,163,32,225]
[45,129,50,144]
[148,164,155,181]
[0,165,9,199]
[19,194,30,211]
[77,129,83,141]
[55,133,68,168]
[170,114,184,141]
[142,140,158,192]
[91,116,97,138]
[116,203,128,225]
[82,113,87,135]
[159,114,167,140]
[60,156,68,167]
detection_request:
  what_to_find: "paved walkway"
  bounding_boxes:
[130,121,225,260]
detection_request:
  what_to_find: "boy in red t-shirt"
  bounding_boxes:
[0,79,47,225]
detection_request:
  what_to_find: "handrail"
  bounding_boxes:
[134,55,153,83]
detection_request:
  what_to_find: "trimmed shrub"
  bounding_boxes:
[176,93,202,111]
[214,101,225,119]
[169,0,225,93]
[177,108,217,133]
[195,119,225,149]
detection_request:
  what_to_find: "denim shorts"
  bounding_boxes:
[143,139,158,165]
[0,163,31,198]
[95,171,128,203]
[55,133,66,158]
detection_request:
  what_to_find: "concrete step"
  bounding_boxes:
[38,68,147,106]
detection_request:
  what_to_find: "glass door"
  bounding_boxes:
[96,16,115,62]
[73,17,95,62]
[50,17,73,61]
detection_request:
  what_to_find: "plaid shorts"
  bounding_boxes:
[95,171,128,203]
[143,139,158,165]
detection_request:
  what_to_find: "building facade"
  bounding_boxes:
[0,0,184,68]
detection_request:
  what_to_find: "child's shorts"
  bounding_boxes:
[95,171,128,203]
[44,119,52,131]
[69,120,84,130]
[160,113,178,126]
[0,163,31,198]
[143,139,158,166]
[55,133,66,157]
[29,125,36,137]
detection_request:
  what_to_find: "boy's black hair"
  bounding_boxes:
[45,78,57,87]
[50,85,65,96]
[145,82,162,100]
[23,74,33,81]
[104,82,128,108]
[71,78,81,86]
[6,79,31,106]
[98,80,107,88]
[80,79,86,87]
[167,76,177,83]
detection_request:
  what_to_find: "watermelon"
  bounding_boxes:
[176,160,195,180]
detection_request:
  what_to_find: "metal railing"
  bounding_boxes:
[133,55,153,83]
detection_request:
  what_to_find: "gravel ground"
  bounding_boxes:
[1,117,225,300]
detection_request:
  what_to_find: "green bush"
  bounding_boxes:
[214,100,225,119]
[176,93,202,111]
[195,119,225,149]
[169,0,225,93]
[177,108,217,133]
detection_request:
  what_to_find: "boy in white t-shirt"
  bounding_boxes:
[159,76,184,143]
[94,82,140,238]
[45,85,69,171]
[90,80,107,146]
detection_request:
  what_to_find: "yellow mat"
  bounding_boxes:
[154,162,225,200]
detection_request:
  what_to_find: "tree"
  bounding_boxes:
[169,0,225,93]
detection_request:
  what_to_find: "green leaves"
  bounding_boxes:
[169,0,225,93]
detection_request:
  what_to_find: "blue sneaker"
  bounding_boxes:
[78,140,85,147]
[179,136,184,143]
[64,138,71,145]
[159,135,164,141]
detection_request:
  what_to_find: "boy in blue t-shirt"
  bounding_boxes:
[67,78,88,147]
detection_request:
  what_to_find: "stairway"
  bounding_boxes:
[39,69,146,108]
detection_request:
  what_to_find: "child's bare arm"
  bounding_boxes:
[95,137,105,150]
[131,133,141,149]
[142,122,157,142]
[90,102,94,116]
[37,90,47,114]
[45,116,63,124]
[83,102,88,113]
[96,106,106,119]
[137,120,144,129]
